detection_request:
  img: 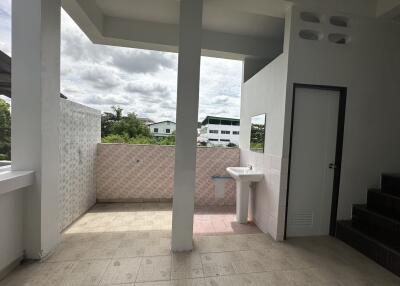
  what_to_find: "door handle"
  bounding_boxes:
[329,163,337,169]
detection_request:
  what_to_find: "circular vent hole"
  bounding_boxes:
[328,33,350,44]
[299,30,323,41]
[300,12,321,23]
[330,16,349,27]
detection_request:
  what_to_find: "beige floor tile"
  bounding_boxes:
[0,261,76,286]
[144,238,172,256]
[3,203,400,286]
[115,245,146,258]
[240,250,281,273]
[81,247,117,260]
[201,252,237,277]
[171,278,206,286]
[204,274,269,286]
[136,256,172,282]
[46,241,93,262]
[171,251,204,279]
[59,259,110,286]
[100,257,141,285]
[135,281,171,286]
[134,279,205,286]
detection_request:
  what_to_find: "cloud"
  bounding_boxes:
[111,50,177,74]
[81,67,121,90]
[0,4,242,123]
[81,94,132,106]
[125,82,172,99]
[0,0,11,56]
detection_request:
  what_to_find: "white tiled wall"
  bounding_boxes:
[240,54,288,240]
[59,99,101,231]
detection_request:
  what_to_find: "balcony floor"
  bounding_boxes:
[1,203,400,286]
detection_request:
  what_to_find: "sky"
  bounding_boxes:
[0,0,242,122]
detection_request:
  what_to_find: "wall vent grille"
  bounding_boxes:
[288,211,314,226]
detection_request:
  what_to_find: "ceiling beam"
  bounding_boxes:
[102,16,282,60]
[62,0,283,60]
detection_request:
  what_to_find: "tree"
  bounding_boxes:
[112,106,123,121]
[111,112,151,138]
[101,106,151,139]
[0,99,11,160]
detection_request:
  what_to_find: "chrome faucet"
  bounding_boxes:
[247,164,253,170]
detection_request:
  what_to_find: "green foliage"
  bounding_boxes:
[250,123,265,152]
[0,99,11,160]
[101,108,175,145]
[110,113,151,138]
[102,133,176,146]
[101,106,150,138]
[101,134,130,143]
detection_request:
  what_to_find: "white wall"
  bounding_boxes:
[12,0,61,259]
[203,123,240,145]
[0,188,24,277]
[240,53,288,240]
[241,5,400,240]
[150,122,176,137]
[282,6,400,225]
[59,99,101,231]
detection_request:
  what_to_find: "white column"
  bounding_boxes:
[171,0,203,251]
[12,0,61,259]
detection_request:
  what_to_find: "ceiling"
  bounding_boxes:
[62,0,400,60]
[63,0,290,60]
[95,0,287,40]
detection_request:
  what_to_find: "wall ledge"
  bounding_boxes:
[0,167,34,196]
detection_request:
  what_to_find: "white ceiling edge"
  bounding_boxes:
[62,0,285,60]
[376,0,400,17]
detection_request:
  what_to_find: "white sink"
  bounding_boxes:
[226,167,263,182]
[227,167,264,224]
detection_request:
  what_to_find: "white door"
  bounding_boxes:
[287,87,340,237]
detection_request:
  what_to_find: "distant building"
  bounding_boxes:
[138,117,155,126]
[149,121,176,137]
[198,116,240,146]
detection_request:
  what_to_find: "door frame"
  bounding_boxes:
[284,83,347,239]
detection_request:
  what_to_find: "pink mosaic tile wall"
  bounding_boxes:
[96,144,240,206]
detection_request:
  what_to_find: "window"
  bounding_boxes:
[221,120,231,125]
[220,139,230,142]
[209,130,218,134]
[209,139,218,142]
[154,128,158,133]
[221,130,230,134]
[233,131,239,135]
[232,121,240,126]
[166,129,170,133]
[209,119,220,125]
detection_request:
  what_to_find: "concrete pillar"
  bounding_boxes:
[12,0,61,259]
[171,0,203,251]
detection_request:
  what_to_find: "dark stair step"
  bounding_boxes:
[381,174,400,197]
[336,220,400,277]
[367,189,400,220]
[352,205,400,250]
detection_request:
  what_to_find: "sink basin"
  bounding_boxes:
[227,167,264,224]
[226,167,263,182]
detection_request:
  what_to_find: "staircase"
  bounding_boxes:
[336,173,400,276]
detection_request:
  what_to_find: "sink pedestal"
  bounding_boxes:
[236,181,251,224]
[226,167,263,225]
